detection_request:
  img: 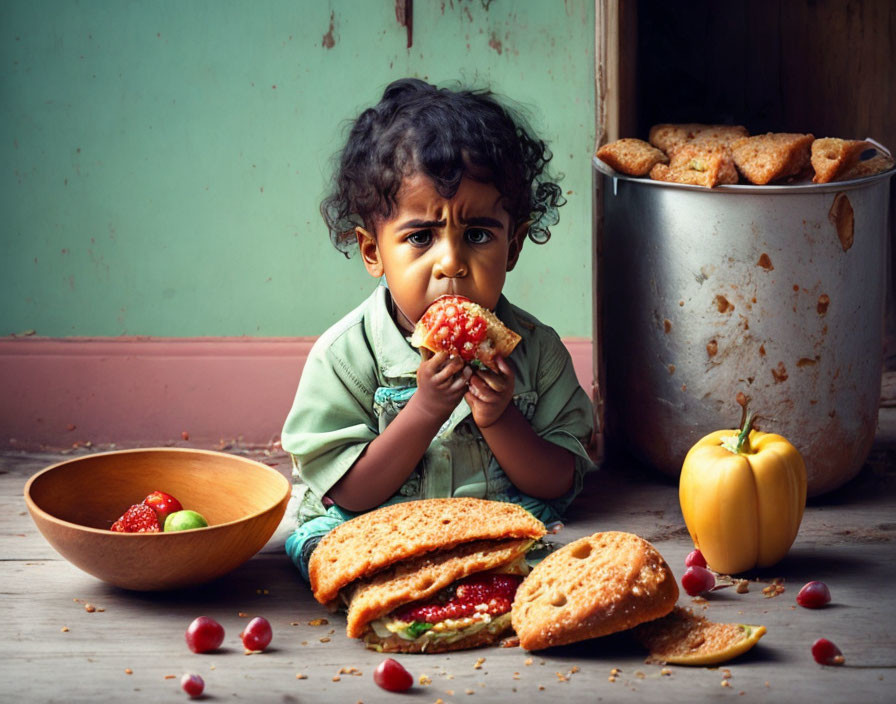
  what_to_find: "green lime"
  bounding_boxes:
[163,509,209,532]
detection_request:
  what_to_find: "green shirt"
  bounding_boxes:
[281,285,596,526]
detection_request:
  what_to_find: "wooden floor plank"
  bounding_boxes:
[2,408,894,702]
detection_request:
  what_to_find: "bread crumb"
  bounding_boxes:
[332,675,341,682]
[722,680,731,687]
[661,668,672,676]
[84,603,96,613]
[608,676,617,683]
[473,658,485,670]
[466,689,475,695]
[124,668,133,675]
[555,672,568,682]
[296,673,307,679]
[164,674,176,680]
[762,582,786,598]
[238,611,249,617]
[420,674,432,685]
[524,658,533,666]
[309,618,329,626]
[338,666,362,676]
[319,637,331,643]
[60,626,69,632]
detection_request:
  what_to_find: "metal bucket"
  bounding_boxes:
[595,156,894,496]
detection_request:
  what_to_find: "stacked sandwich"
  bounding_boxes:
[309,498,544,653]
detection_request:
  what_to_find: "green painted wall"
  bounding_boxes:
[2,0,595,338]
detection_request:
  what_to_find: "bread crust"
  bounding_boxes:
[649,141,739,188]
[633,606,766,665]
[596,138,668,176]
[648,123,748,153]
[731,132,814,185]
[810,137,871,183]
[309,498,545,606]
[511,531,679,651]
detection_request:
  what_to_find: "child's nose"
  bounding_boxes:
[434,241,467,278]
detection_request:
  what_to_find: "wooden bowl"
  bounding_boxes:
[24,448,291,591]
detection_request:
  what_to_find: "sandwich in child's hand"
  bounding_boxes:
[410,294,521,371]
[309,497,546,653]
[511,531,678,650]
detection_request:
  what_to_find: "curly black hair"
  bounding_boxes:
[321,78,565,256]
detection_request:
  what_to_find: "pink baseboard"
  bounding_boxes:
[0,337,594,451]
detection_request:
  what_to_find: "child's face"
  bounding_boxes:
[357,172,525,333]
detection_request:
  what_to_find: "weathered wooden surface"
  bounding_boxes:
[2,409,895,703]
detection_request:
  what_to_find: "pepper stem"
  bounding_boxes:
[735,410,756,454]
[721,401,757,455]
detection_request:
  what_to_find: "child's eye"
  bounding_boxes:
[465,228,493,245]
[407,230,433,246]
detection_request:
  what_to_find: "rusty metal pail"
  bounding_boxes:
[595,155,894,496]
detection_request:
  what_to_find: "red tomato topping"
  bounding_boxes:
[421,296,488,361]
[392,573,523,624]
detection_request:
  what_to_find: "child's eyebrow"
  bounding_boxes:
[396,216,505,230]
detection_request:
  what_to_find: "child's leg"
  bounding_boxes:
[284,511,349,583]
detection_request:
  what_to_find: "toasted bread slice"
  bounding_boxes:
[309,498,545,606]
[410,295,520,370]
[633,606,767,665]
[731,132,814,184]
[649,141,739,188]
[649,123,748,153]
[511,531,678,651]
[838,152,895,181]
[596,138,668,176]
[811,138,871,183]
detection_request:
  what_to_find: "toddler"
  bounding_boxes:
[282,78,596,581]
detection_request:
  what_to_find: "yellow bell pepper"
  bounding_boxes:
[679,407,807,575]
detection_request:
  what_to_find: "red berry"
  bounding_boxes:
[811,637,844,665]
[181,673,205,697]
[373,658,413,692]
[110,504,161,533]
[685,548,707,568]
[797,581,831,608]
[142,490,183,522]
[681,565,715,596]
[240,616,272,652]
[185,616,225,653]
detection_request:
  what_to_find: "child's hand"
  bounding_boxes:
[415,350,472,422]
[465,356,515,429]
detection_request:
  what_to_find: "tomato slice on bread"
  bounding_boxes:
[410,295,520,370]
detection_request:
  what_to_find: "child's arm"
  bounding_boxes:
[326,351,471,511]
[466,356,575,499]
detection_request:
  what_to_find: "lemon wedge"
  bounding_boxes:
[633,606,766,665]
